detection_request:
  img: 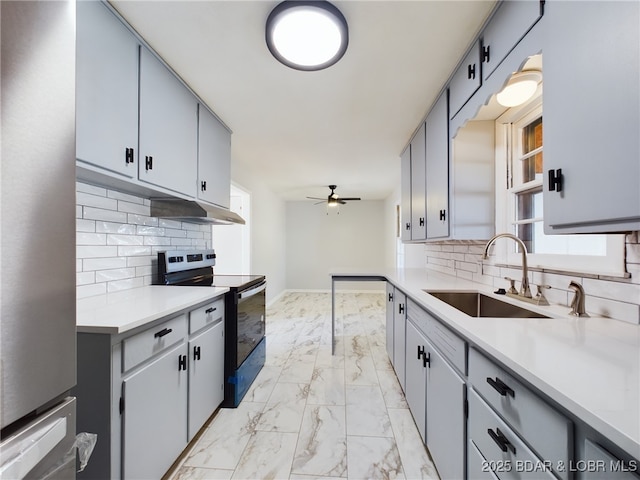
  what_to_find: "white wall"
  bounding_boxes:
[231,159,286,305]
[285,200,388,291]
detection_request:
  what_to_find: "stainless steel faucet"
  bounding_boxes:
[568,281,590,317]
[483,233,532,299]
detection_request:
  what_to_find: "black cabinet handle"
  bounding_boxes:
[201,180,207,191]
[388,293,393,302]
[482,45,490,63]
[145,156,153,171]
[154,327,172,338]
[178,354,187,371]
[423,351,431,368]
[398,304,405,315]
[205,307,216,314]
[487,428,516,454]
[419,217,425,227]
[125,147,134,164]
[487,377,515,397]
[467,63,476,80]
[417,345,425,359]
[548,168,563,192]
[405,222,411,231]
[193,345,201,361]
[439,209,446,221]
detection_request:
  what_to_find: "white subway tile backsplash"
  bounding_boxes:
[83,257,128,271]
[84,207,128,223]
[77,192,118,210]
[107,234,144,246]
[76,182,212,298]
[77,232,107,246]
[96,221,137,235]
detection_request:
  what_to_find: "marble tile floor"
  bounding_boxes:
[167,292,440,480]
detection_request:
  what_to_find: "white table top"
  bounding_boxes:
[332,267,640,460]
[76,285,229,334]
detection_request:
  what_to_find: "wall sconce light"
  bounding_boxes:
[265,1,349,71]
[496,70,542,107]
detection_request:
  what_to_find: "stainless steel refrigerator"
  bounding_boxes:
[1,1,77,477]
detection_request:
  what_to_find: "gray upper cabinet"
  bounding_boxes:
[410,123,427,241]
[448,40,482,119]
[543,1,640,233]
[139,47,198,197]
[400,146,412,242]
[197,105,231,209]
[481,0,543,81]
[76,0,139,177]
[425,92,450,239]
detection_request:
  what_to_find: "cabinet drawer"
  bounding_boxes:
[407,299,430,335]
[190,298,224,334]
[123,314,187,372]
[427,316,466,375]
[468,438,500,480]
[468,389,555,480]
[469,348,571,480]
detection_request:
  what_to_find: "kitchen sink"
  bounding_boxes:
[424,290,550,319]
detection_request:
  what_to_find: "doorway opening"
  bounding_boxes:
[212,183,251,274]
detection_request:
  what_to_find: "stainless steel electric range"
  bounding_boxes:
[156,250,266,407]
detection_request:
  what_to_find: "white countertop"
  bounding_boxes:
[76,285,229,334]
[332,267,640,460]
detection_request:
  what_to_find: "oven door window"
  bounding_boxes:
[236,282,266,367]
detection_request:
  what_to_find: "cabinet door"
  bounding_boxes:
[122,342,188,480]
[481,0,543,81]
[76,1,138,177]
[425,92,450,239]
[425,340,465,480]
[410,123,427,241]
[404,320,427,442]
[188,320,225,440]
[393,291,407,391]
[385,284,395,362]
[400,146,412,242]
[449,40,482,119]
[139,47,198,197]
[543,1,640,233]
[198,105,231,208]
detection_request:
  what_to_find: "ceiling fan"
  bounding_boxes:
[307,185,361,206]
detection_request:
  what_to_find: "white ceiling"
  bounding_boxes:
[110,0,497,201]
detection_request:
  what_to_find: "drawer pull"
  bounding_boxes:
[154,328,173,339]
[487,377,515,397]
[205,307,217,314]
[422,351,431,368]
[487,428,516,454]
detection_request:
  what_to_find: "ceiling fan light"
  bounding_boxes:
[496,71,542,107]
[266,1,348,71]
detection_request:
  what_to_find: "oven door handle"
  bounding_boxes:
[238,281,266,299]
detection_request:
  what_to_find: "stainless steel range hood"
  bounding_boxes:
[150,198,245,225]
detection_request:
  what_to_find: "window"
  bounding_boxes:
[495,95,625,276]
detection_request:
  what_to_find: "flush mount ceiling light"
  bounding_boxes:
[266,1,349,71]
[496,71,542,107]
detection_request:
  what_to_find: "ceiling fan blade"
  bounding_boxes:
[338,200,347,205]
[306,196,326,200]
[340,197,361,201]
[314,200,326,205]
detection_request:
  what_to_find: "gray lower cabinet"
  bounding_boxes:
[188,311,225,440]
[392,289,407,391]
[583,439,640,480]
[468,347,572,480]
[75,297,225,479]
[122,341,188,479]
[385,283,395,362]
[425,339,465,480]
[404,320,427,442]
